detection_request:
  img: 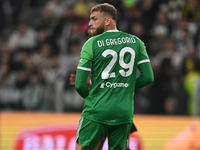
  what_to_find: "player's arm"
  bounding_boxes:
[75,65,91,99]
[70,74,91,87]
[75,38,93,98]
[135,62,154,89]
[70,74,76,85]
[135,37,154,89]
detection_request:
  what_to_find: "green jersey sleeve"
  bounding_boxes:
[76,37,94,71]
[135,36,150,65]
[75,69,90,98]
[135,36,154,89]
[75,37,94,98]
[80,37,93,60]
[135,62,154,89]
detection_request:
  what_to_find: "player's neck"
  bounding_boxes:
[105,27,117,32]
[105,23,117,32]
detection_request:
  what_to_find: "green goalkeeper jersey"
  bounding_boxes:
[75,30,153,125]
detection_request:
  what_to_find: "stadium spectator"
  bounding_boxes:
[184,57,200,116]
[181,47,199,76]
[35,8,55,30]
[0,77,21,111]
[62,21,87,52]
[0,63,21,110]
[0,42,15,71]
[44,0,66,18]
[8,0,24,24]
[129,22,148,45]
[164,96,179,115]
[149,58,176,114]
[59,42,80,76]
[152,10,172,34]
[21,70,44,111]
[163,0,184,22]
[73,0,96,19]
[40,55,61,111]
[137,0,161,25]
[153,38,183,74]
[181,0,200,22]
[7,24,37,52]
[14,69,28,90]
[64,64,84,112]
[148,24,168,58]
[31,43,51,70]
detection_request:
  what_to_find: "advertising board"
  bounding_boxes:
[1,112,200,150]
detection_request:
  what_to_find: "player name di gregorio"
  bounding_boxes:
[97,37,136,47]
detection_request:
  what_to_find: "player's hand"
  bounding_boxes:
[70,74,76,85]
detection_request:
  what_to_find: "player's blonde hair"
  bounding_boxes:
[90,3,117,23]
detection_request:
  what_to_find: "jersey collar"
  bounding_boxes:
[106,29,119,32]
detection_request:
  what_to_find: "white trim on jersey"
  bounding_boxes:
[106,29,119,32]
[75,116,84,142]
[77,66,91,71]
[137,59,150,65]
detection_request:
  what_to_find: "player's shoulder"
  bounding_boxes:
[81,37,93,52]
[84,36,95,44]
[82,37,95,49]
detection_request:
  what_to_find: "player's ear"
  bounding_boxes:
[105,17,111,26]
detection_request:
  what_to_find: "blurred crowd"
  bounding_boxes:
[0,0,200,115]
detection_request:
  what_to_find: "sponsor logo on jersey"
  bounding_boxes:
[100,82,129,88]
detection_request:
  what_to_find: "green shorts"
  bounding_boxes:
[76,116,132,150]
